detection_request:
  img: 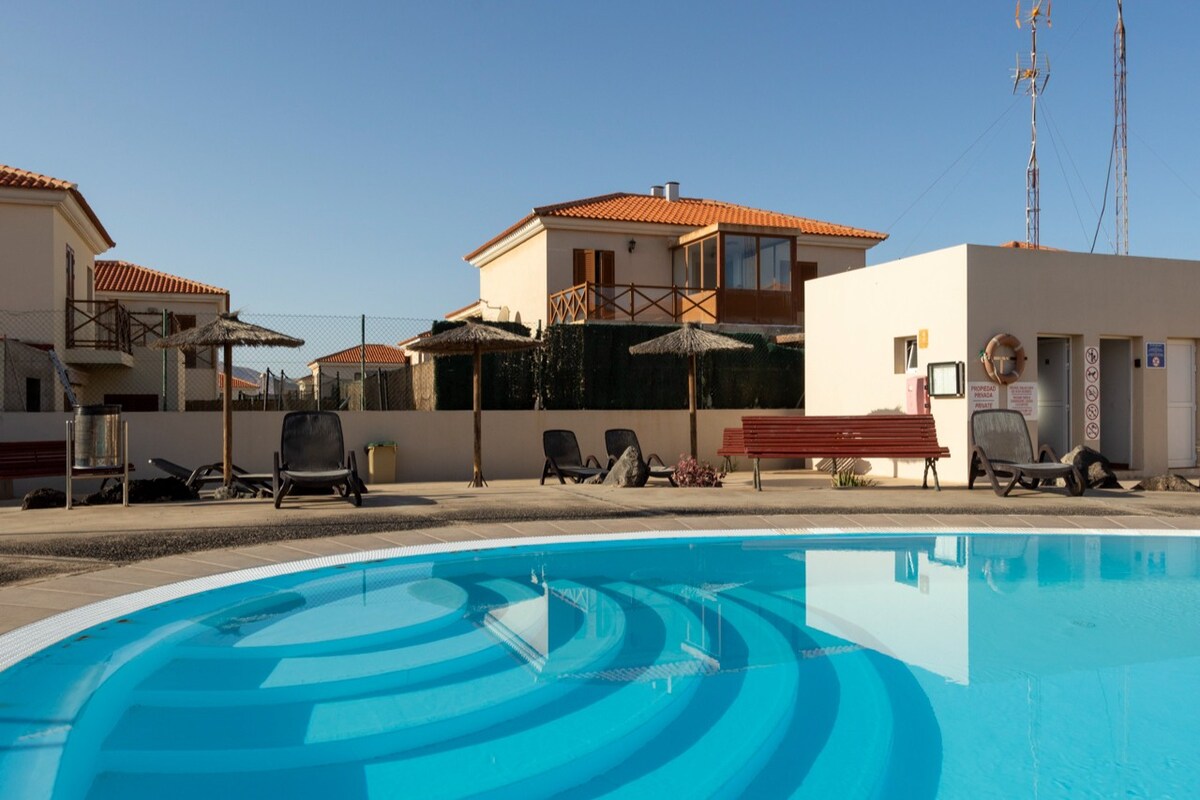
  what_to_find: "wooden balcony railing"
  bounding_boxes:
[548,283,795,325]
[129,311,180,346]
[66,299,132,353]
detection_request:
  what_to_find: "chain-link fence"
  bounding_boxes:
[1,310,804,412]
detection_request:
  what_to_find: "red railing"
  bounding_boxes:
[547,283,794,325]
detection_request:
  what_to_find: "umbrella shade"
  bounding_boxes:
[406,321,543,487]
[153,312,305,489]
[152,311,304,351]
[629,323,752,460]
[404,321,543,356]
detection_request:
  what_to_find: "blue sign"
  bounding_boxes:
[1147,341,1166,369]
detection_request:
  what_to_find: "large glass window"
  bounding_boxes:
[702,236,718,288]
[686,242,701,289]
[724,235,757,290]
[760,237,791,291]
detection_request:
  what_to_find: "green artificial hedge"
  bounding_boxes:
[430,321,803,410]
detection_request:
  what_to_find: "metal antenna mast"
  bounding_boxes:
[1114,0,1129,254]
[1013,1,1051,248]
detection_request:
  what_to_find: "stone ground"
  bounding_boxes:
[2,468,1200,635]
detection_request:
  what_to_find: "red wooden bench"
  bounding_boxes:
[741,415,950,491]
[0,440,68,480]
[717,427,746,470]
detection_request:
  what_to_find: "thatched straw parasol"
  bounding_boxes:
[406,321,543,487]
[629,323,752,460]
[154,312,304,488]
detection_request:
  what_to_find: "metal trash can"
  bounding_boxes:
[366,441,397,484]
[73,405,122,469]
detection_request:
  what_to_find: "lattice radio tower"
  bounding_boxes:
[1114,0,1129,254]
[1013,2,1051,248]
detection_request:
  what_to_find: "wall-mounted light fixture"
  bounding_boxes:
[627,239,637,253]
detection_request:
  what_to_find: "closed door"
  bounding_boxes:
[1099,339,1132,467]
[1037,338,1071,456]
[1167,340,1196,468]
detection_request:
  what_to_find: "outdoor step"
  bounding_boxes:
[97,579,626,774]
[361,582,707,799]
[132,579,538,705]
[599,584,798,799]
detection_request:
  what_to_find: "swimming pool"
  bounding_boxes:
[1,530,1198,799]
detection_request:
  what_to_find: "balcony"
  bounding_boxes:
[547,283,797,326]
[63,300,178,366]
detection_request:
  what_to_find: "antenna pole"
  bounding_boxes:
[1114,0,1129,254]
[1014,2,1051,249]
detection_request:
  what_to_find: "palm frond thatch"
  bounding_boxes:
[153,311,304,350]
[628,323,753,357]
[405,321,543,356]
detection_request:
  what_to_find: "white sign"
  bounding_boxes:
[1008,382,1038,419]
[969,382,1000,413]
[1083,346,1100,440]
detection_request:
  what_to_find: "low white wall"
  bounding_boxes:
[0,408,801,495]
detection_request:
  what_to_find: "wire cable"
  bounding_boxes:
[1090,126,1116,253]
[1040,102,1093,247]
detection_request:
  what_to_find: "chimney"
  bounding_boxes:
[650,185,664,198]
[664,181,680,201]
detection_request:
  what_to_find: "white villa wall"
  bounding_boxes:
[807,243,1200,482]
[0,407,801,496]
[478,233,548,330]
[796,241,868,276]
[806,245,970,481]
[0,204,56,335]
[79,349,187,410]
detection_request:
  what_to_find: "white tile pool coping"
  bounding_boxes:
[1,525,1197,673]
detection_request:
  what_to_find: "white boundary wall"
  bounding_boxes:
[0,408,802,495]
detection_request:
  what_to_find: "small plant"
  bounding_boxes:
[673,456,725,487]
[832,470,877,488]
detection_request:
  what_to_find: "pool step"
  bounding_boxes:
[98,580,625,774]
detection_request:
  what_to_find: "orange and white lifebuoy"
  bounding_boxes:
[981,333,1027,384]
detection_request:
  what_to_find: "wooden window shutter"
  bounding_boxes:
[573,249,587,285]
[599,250,614,285]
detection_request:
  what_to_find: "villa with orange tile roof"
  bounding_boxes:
[462,182,887,331]
[0,164,228,410]
[306,344,410,407]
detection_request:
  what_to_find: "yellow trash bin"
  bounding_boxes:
[366,441,397,484]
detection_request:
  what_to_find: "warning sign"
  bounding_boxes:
[1083,347,1100,439]
[1008,382,1038,419]
[969,382,1000,413]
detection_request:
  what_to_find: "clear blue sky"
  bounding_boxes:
[5,1,1200,321]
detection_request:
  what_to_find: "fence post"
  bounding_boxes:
[161,309,169,411]
[263,369,270,411]
[360,314,367,412]
[279,369,285,410]
[316,365,322,411]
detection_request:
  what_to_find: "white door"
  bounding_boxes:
[1037,338,1071,456]
[1167,340,1196,468]
[1099,339,1132,467]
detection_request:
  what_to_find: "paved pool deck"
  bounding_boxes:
[2,468,1200,636]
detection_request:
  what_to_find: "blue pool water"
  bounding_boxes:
[1,532,1199,799]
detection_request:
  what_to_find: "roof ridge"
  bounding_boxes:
[0,163,115,248]
[532,192,632,216]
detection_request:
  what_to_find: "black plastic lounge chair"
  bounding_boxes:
[604,428,677,486]
[968,409,1085,497]
[541,430,608,484]
[273,411,363,508]
[148,457,272,495]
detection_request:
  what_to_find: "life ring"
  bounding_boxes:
[981,333,1027,384]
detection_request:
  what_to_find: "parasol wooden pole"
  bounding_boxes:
[472,345,484,487]
[223,343,233,488]
[688,353,698,460]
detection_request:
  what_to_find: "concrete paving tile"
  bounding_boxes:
[171,552,288,572]
[1109,516,1186,530]
[23,575,145,598]
[0,587,110,612]
[1068,517,1129,530]
[759,514,825,530]
[0,605,61,634]
[802,515,868,530]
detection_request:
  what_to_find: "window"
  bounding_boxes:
[25,378,42,412]
[721,234,795,291]
[572,249,614,285]
[895,336,919,374]
[672,236,720,290]
[65,246,76,302]
[176,315,199,368]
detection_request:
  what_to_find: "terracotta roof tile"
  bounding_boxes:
[95,260,228,296]
[998,240,1065,251]
[310,344,410,365]
[0,163,116,248]
[465,192,887,261]
[218,373,259,391]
